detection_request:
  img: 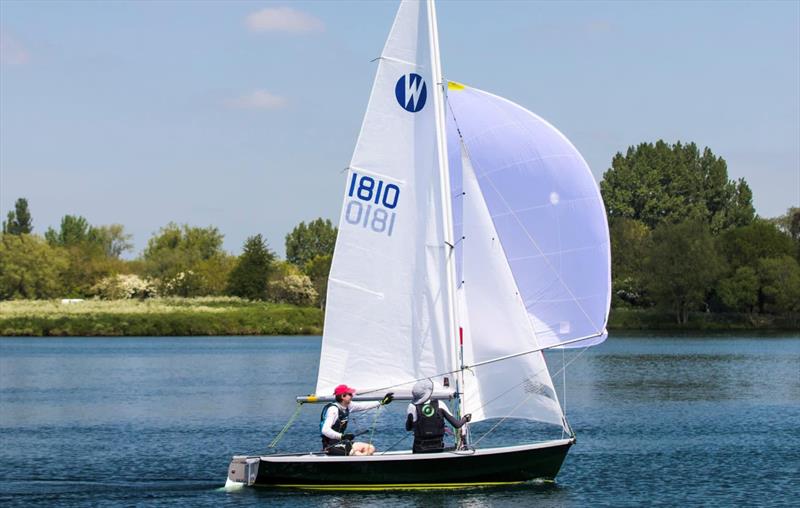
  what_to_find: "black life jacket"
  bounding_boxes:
[413,400,445,452]
[320,402,349,448]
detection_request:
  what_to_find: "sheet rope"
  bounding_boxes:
[267,401,304,451]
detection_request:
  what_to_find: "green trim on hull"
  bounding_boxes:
[272,480,540,491]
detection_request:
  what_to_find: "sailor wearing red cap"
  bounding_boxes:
[320,384,394,455]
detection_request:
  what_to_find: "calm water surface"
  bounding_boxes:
[1,335,798,507]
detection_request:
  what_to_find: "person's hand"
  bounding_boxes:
[464,413,472,422]
[342,433,355,441]
[380,392,395,405]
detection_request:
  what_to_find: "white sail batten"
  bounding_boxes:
[446,84,611,350]
[316,0,454,396]
[457,143,564,427]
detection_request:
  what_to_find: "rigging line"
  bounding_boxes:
[465,331,603,371]
[380,433,412,455]
[562,348,567,439]
[359,332,601,396]
[367,404,382,448]
[446,236,466,248]
[470,346,590,447]
[444,86,466,141]
[267,401,304,450]
[468,345,590,416]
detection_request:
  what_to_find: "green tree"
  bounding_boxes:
[227,234,276,300]
[43,215,129,296]
[142,223,224,279]
[269,260,302,283]
[285,218,337,267]
[609,218,650,306]
[768,206,800,241]
[717,266,759,314]
[304,254,333,309]
[643,219,724,324]
[0,234,67,299]
[757,256,800,314]
[768,207,800,262]
[718,219,795,272]
[45,215,92,247]
[2,198,33,234]
[89,224,134,259]
[600,141,755,231]
[194,254,237,295]
[45,216,133,259]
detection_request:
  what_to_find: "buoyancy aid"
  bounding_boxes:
[320,402,349,448]
[413,400,446,452]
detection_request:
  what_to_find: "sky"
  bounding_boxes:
[1,0,798,258]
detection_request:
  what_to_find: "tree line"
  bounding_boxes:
[2,139,799,324]
[1,202,336,308]
[602,141,799,324]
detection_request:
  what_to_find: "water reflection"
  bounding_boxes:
[239,481,566,508]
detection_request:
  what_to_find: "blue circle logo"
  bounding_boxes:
[395,73,427,113]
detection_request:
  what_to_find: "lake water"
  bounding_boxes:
[1,335,798,506]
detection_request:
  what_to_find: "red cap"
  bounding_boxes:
[333,384,356,396]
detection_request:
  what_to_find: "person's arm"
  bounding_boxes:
[405,403,415,431]
[321,406,342,440]
[348,401,380,413]
[440,404,471,428]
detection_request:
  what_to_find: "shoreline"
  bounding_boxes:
[0,299,796,337]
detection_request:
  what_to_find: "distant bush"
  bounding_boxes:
[91,274,158,300]
[268,275,318,307]
[159,270,205,297]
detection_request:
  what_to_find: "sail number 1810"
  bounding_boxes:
[345,173,400,237]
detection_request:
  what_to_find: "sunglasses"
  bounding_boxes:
[344,393,354,397]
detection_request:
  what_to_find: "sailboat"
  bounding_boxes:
[227,0,610,490]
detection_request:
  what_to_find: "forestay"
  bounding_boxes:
[316,0,455,395]
[447,84,611,350]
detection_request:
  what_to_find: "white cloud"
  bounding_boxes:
[226,90,288,110]
[245,6,324,34]
[0,32,30,65]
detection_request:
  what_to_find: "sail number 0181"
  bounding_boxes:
[345,173,400,237]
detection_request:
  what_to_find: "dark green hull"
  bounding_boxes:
[228,439,573,490]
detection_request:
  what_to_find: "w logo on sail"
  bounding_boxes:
[395,73,427,112]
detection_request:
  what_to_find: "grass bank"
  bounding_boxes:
[0,297,323,336]
[608,308,799,332]
[1,299,796,337]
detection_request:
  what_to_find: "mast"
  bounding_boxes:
[426,0,467,446]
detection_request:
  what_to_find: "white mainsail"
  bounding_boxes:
[316,0,455,396]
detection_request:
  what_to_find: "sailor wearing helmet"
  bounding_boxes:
[406,379,471,453]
